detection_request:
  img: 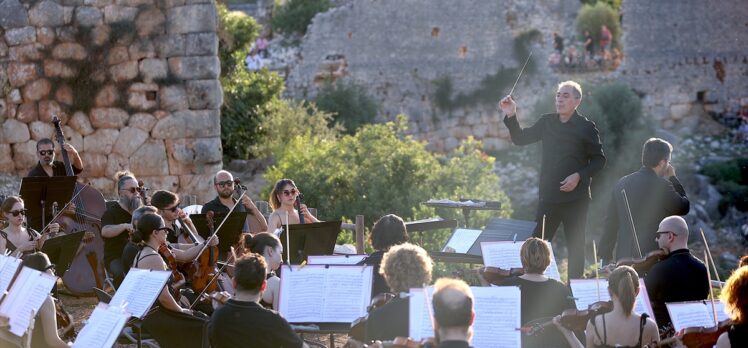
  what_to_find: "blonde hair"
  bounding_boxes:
[432,278,474,328]
[520,238,551,274]
[380,243,433,293]
[558,80,583,99]
[721,266,748,324]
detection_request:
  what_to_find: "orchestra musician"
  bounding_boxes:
[499,81,606,279]
[151,190,206,246]
[0,196,58,257]
[202,170,267,234]
[644,216,709,331]
[26,138,83,177]
[266,178,319,234]
[356,214,409,298]
[122,205,158,276]
[553,266,659,348]
[208,253,308,348]
[431,278,476,348]
[243,232,283,309]
[716,265,748,347]
[600,138,690,264]
[101,171,143,287]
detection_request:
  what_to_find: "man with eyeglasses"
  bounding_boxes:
[101,171,143,287]
[202,170,267,234]
[644,215,709,332]
[600,138,690,264]
[27,138,84,177]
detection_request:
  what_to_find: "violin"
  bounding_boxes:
[588,248,669,279]
[188,211,219,295]
[54,297,76,340]
[137,180,150,206]
[646,320,732,348]
[368,292,396,313]
[158,243,186,301]
[523,300,614,336]
[479,266,524,285]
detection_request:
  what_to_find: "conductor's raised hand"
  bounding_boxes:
[559,172,581,192]
[499,95,517,116]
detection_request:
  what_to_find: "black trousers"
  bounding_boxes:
[532,198,589,279]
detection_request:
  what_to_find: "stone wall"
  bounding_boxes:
[0,0,222,202]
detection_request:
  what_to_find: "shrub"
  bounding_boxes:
[314,80,378,134]
[271,0,331,36]
[575,2,621,49]
[702,159,748,212]
[217,3,261,77]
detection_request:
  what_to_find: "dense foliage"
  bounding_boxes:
[314,80,379,134]
[575,2,622,49]
[271,0,331,36]
[702,159,748,213]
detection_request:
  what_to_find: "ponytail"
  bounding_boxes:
[134,214,163,245]
[609,266,640,317]
[244,232,281,255]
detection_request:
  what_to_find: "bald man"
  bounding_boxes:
[644,216,709,331]
[201,170,267,234]
[432,278,475,348]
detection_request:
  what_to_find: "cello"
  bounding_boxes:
[52,116,107,296]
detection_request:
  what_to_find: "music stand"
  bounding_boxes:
[466,218,535,256]
[190,212,248,253]
[41,231,85,277]
[19,176,77,232]
[280,221,342,265]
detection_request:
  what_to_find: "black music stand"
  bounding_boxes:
[465,218,535,256]
[41,231,85,277]
[19,176,77,232]
[280,221,342,265]
[190,212,247,253]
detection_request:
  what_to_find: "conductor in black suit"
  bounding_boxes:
[599,138,690,264]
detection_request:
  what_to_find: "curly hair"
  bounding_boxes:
[722,265,748,324]
[380,243,433,293]
[520,238,551,274]
[370,214,409,251]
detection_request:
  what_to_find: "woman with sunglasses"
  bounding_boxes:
[0,196,58,257]
[266,179,319,234]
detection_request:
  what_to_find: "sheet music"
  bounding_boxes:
[0,267,57,336]
[307,255,367,265]
[480,241,561,280]
[569,279,655,320]
[72,303,130,348]
[110,268,171,319]
[0,255,21,295]
[667,300,728,332]
[408,288,434,340]
[443,229,482,253]
[278,265,373,323]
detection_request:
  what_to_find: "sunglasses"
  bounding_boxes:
[655,231,675,239]
[282,188,298,197]
[38,150,54,156]
[163,205,179,213]
[8,209,27,217]
[121,187,139,194]
[216,180,234,188]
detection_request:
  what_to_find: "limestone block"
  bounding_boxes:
[90,108,129,128]
[28,0,65,27]
[91,24,111,46]
[0,0,29,29]
[105,153,129,178]
[159,85,189,111]
[185,33,218,56]
[43,60,76,78]
[16,102,38,123]
[116,0,154,6]
[127,83,159,110]
[11,140,37,171]
[28,121,54,141]
[140,175,180,192]
[128,112,158,132]
[88,177,115,194]
[9,43,43,62]
[151,110,219,139]
[139,58,168,82]
[129,139,169,176]
[36,27,56,46]
[38,100,64,123]
[163,0,186,9]
[2,119,30,143]
[63,6,74,25]
[52,43,87,60]
[4,26,36,46]
[7,62,38,87]
[0,100,6,120]
[69,111,95,136]
[95,84,120,107]
[165,137,221,174]
[669,103,692,120]
[186,79,222,109]
[61,125,83,151]
[154,34,185,58]
[62,0,84,7]
[135,8,166,37]
[168,56,220,80]
[0,145,14,172]
[80,152,107,176]
[22,79,51,102]
[84,128,119,154]
[103,5,138,24]
[112,126,148,157]
[55,26,78,43]
[129,40,156,60]
[74,6,103,27]
[106,46,130,65]
[166,5,217,34]
[109,61,139,82]
[55,85,74,106]
[0,42,7,57]
[178,174,215,203]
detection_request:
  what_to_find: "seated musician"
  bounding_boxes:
[208,253,308,348]
[27,138,83,177]
[101,171,143,286]
[553,266,659,348]
[644,215,708,331]
[0,252,68,348]
[716,265,748,348]
[356,214,409,298]
[243,232,283,309]
[122,206,157,276]
[152,190,205,246]
[365,243,433,341]
[431,278,475,348]
[266,179,319,234]
[202,170,267,234]
[0,196,58,257]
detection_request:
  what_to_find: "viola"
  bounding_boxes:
[523,300,614,336]
[54,297,76,340]
[158,243,186,301]
[479,266,524,285]
[188,211,219,294]
[646,319,732,348]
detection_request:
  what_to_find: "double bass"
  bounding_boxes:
[52,116,107,296]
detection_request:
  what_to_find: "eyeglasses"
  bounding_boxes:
[8,209,26,217]
[282,189,298,197]
[121,187,139,194]
[216,180,234,188]
[38,150,54,156]
[156,227,174,235]
[163,205,179,213]
[655,231,676,239]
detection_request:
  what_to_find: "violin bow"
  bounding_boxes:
[704,251,719,328]
[593,240,600,301]
[285,211,292,272]
[621,189,643,258]
[189,245,238,309]
[541,214,546,240]
[192,190,245,260]
[699,228,723,290]
[38,182,89,234]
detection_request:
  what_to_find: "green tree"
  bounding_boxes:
[576,2,621,49]
[271,0,331,36]
[217,3,261,77]
[314,80,379,134]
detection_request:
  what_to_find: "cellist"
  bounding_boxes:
[265,179,319,234]
[26,138,83,177]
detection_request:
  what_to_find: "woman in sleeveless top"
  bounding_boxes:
[716,265,748,347]
[0,196,58,257]
[265,179,319,234]
[243,232,283,309]
[553,266,659,348]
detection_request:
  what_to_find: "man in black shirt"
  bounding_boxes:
[27,138,84,177]
[101,171,143,286]
[202,170,267,233]
[209,253,307,348]
[432,278,475,348]
[499,81,606,278]
[600,138,690,263]
[644,216,709,331]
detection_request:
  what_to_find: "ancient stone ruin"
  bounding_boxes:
[0,0,222,202]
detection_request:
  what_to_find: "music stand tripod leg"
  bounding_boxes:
[462,207,470,228]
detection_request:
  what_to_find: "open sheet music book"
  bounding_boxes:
[0,266,57,336]
[72,302,131,348]
[666,300,729,332]
[109,268,171,319]
[480,241,561,280]
[0,254,22,296]
[307,255,367,265]
[409,287,522,348]
[278,265,373,323]
[443,229,482,253]
[569,279,655,322]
